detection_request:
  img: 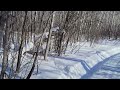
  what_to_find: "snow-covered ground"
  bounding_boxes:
[82,53,120,79]
[23,40,120,79]
[0,39,120,79]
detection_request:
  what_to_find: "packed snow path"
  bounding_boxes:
[81,53,120,79]
[19,40,120,79]
[1,40,120,79]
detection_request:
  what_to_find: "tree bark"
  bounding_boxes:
[0,17,9,79]
[26,52,38,79]
[16,11,28,73]
[44,11,55,60]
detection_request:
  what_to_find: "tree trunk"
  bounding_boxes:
[26,52,38,79]
[44,11,55,60]
[16,11,28,73]
[26,12,54,79]
[0,20,9,79]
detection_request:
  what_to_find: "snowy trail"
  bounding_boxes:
[81,53,120,79]
[1,40,120,79]
[51,56,91,72]
[30,40,120,79]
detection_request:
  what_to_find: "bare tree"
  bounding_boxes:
[44,11,55,60]
[16,11,28,73]
[0,12,10,79]
[26,11,53,79]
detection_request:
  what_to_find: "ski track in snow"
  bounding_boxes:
[81,53,120,79]
[30,40,120,79]
[1,40,120,79]
[52,56,91,72]
[82,53,120,79]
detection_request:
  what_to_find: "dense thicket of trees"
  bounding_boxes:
[0,11,120,79]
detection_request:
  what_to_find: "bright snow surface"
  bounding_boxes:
[30,40,120,79]
[82,53,120,79]
[1,39,120,79]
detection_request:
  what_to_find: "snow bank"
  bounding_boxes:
[62,40,120,78]
[1,39,120,79]
[22,42,34,55]
[29,40,120,79]
[85,45,120,68]
[63,63,86,79]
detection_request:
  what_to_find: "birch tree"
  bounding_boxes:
[44,11,55,60]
